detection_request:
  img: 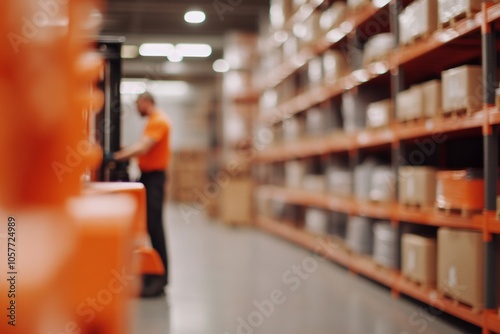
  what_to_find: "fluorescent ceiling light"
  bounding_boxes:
[213,59,230,73]
[176,43,212,57]
[168,49,183,62]
[139,43,174,57]
[184,10,206,24]
[121,45,139,59]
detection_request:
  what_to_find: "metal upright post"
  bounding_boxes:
[481,2,498,312]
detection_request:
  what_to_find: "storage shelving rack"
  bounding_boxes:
[253,1,500,333]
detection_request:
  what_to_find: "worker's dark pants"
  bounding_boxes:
[140,170,168,286]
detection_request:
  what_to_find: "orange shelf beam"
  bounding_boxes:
[257,186,485,231]
[487,311,500,334]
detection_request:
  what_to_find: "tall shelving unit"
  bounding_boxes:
[253,1,500,333]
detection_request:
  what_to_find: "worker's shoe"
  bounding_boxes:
[141,275,166,298]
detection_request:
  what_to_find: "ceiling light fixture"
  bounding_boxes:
[168,49,184,62]
[213,59,230,73]
[139,43,174,57]
[176,43,212,57]
[184,10,206,24]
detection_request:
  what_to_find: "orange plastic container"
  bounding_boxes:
[436,169,499,212]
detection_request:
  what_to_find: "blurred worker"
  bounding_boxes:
[114,92,170,297]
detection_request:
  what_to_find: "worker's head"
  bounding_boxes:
[136,92,155,117]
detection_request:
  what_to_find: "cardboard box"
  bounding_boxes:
[219,178,254,225]
[283,35,299,59]
[282,116,305,141]
[421,79,442,117]
[346,216,373,255]
[308,57,323,87]
[442,65,482,113]
[347,0,370,10]
[302,175,326,193]
[402,234,437,286]
[354,159,379,201]
[438,0,482,25]
[363,33,395,65]
[303,11,322,44]
[399,0,438,45]
[320,2,347,31]
[305,208,329,235]
[437,228,484,309]
[399,166,437,207]
[270,0,292,29]
[367,99,392,128]
[397,85,424,122]
[369,166,395,203]
[326,167,353,197]
[323,50,350,84]
[285,160,306,189]
[373,222,399,268]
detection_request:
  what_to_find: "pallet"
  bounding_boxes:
[441,107,476,118]
[438,9,479,30]
[435,205,482,218]
[402,275,435,290]
[438,291,483,314]
[398,116,426,125]
[401,202,424,210]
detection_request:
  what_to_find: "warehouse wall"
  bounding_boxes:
[121,82,213,151]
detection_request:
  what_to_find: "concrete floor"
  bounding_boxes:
[131,204,477,334]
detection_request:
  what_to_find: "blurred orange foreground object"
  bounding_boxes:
[0,0,139,333]
[83,182,166,275]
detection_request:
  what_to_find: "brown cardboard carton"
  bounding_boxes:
[367,99,392,128]
[442,65,482,113]
[400,0,438,45]
[421,79,442,117]
[398,166,437,208]
[396,86,424,122]
[437,228,484,309]
[219,178,254,225]
[438,0,483,25]
[402,234,437,286]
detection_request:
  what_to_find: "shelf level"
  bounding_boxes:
[255,108,500,162]
[256,216,486,329]
[257,185,484,230]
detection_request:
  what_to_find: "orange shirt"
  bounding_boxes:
[138,111,171,172]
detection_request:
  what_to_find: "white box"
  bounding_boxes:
[282,116,305,141]
[363,33,395,65]
[397,85,424,121]
[347,0,370,10]
[370,166,396,203]
[305,208,329,235]
[320,2,348,31]
[303,175,326,193]
[285,160,306,189]
[283,36,299,59]
[367,99,392,128]
[354,159,379,200]
[323,50,350,84]
[399,0,438,45]
[326,167,353,197]
[442,65,482,113]
[373,222,399,268]
[308,57,323,87]
[438,0,482,25]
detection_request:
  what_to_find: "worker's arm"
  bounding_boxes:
[113,136,156,161]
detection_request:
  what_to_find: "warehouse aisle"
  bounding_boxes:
[132,204,476,334]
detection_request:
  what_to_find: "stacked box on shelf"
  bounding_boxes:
[366,99,392,129]
[170,150,208,203]
[437,228,484,310]
[438,0,483,27]
[319,2,348,32]
[369,166,395,203]
[373,222,399,269]
[399,166,437,208]
[399,0,438,46]
[363,33,395,65]
[436,169,491,214]
[285,160,306,188]
[442,65,483,114]
[354,158,379,201]
[347,0,371,11]
[305,208,329,235]
[323,50,350,85]
[397,79,442,122]
[219,177,254,226]
[326,166,353,197]
[402,234,437,286]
